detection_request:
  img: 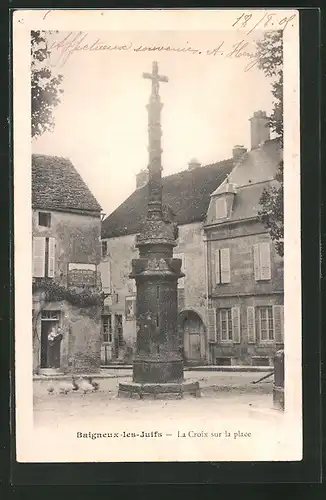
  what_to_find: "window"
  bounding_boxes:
[38,212,51,227]
[125,296,136,320]
[41,310,60,320]
[218,307,241,343]
[215,197,227,219]
[219,309,233,341]
[102,315,112,343]
[248,305,284,344]
[33,237,55,278]
[115,314,123,334]
[214,248,231,284]
[101,240,108,258]
[258,306,274,341]
[253,242,271,280]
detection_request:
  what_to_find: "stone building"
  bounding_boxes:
[204,112,284,366]
[100,157,234,365]
[100,111,284,366]
[32,154,102,375]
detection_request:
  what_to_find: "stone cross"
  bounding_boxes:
[142,61,168,221]
[143,61,168,97]
[118,60,200,400]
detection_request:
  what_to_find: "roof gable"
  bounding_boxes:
[32,154,102,214]
[101,159,234,239]
[228,180,278,222]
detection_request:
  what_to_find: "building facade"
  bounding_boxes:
[32,154,102,374]
[204,113,284,366]
[100,111,284,366]
[100,158,234,365]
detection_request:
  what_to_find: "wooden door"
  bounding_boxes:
[183,312,204,361]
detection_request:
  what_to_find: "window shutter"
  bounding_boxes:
[99,261,111,293]
[214,250,220,284]
[247,306,256,343]
[47,237,56,278]
[216,197,227,218]
[207,308,217,342]
[32,237,46,277]
[232,307,241,343]
[259,242,271,280]
[253,244,260,280]
[220,248,231,283]
[273,305,284,343]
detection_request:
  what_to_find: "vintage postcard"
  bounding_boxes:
[13,9,301,463]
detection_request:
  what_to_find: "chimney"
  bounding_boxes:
[232,145,247,161]
[188,158,201,171]
[136,168,149,189]
[249,110,270,150]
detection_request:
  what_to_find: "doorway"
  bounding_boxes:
[179,310,205,363]
[40,311,61,369]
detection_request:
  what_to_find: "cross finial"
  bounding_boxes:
[143,61,168,97]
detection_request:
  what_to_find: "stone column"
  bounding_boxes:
[118,62,200,399]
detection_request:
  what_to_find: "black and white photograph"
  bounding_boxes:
[13,9,301,463]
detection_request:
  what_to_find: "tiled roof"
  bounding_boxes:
[32,154,102,214]
[101,159,234,238]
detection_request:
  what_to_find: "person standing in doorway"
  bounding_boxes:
[48,326,64,368]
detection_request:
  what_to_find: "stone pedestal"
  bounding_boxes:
[118,380,200,400]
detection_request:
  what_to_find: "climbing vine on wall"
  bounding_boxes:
[32,278,103,307]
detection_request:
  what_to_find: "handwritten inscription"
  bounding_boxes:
[47,11,296,70]
[232,11,296,35]
[49,32,260,71]
[50,32,132,66]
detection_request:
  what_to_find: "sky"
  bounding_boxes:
[32,30,275,216]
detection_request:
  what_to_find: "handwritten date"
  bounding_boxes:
[232,11,296,35]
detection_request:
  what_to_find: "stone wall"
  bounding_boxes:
[32,297,101,374]
[32,209,101,373]
[101,222,207,361]
[32,209,101,282]
[207,219,284,297]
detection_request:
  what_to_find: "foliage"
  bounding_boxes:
[256,30,283,145]
[32,278,103,307]
[256,30,284,257]
[259,161,284,257]
[31,30,64,137]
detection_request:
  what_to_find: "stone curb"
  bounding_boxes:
[34,367,273,381]
[101,365,274,373]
